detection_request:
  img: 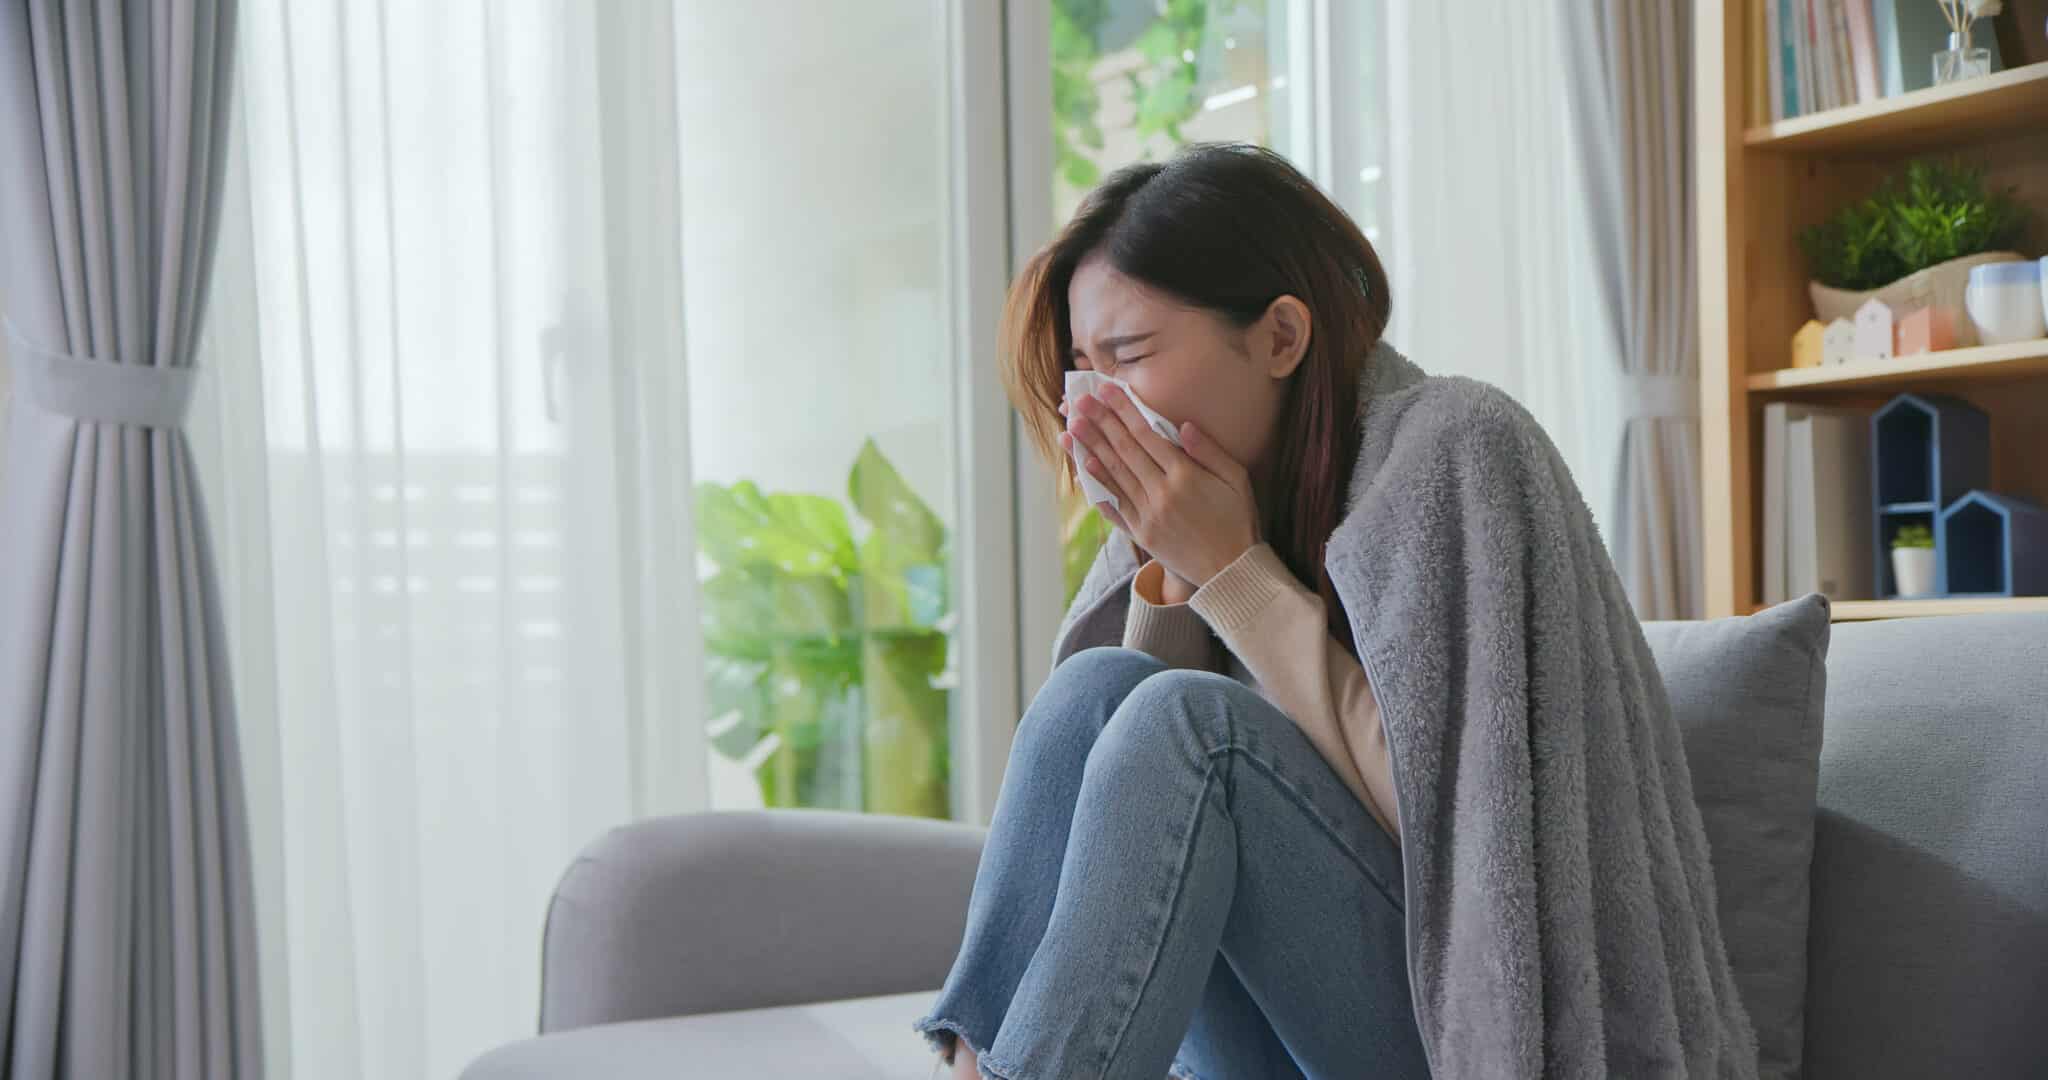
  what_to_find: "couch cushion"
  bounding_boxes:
[1641,594,1830,1080]
[461,989,941,1079]
[1802,611,2048,1078]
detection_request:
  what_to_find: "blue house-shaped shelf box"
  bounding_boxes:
[1869,393,1989,598]
[1938,491,2048,597]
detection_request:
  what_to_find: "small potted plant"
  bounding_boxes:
[1801,159,2028,348]
[1890,522,1938,598]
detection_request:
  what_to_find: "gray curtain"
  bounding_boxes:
[0,2,260,1077]
[1564,0,1704,620]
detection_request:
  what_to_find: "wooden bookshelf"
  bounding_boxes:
[1743,61,2048,153]
[1697,5,2048,620]
[1827,597,2048,621]
[1752,596,2048,620]
[1748,341,2048,392]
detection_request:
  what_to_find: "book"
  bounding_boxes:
[1819,0,1842,109]
[1779,0,1801,116]
[1786,417,1819,600]
[1765,402,1873,604]
[1794,0,1810,114]
[1750,0,1771,124]
[1844,0,1881,103]
[1806,0,1826,111]
[1768,0,1786,120]
[1803,412,1875,600]
[1832,0,1857,106]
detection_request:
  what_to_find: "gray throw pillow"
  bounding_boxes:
[1640,594,1830,1080]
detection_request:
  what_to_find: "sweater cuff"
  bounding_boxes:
[1123,562,1213,669]
[1188,543,1298,635]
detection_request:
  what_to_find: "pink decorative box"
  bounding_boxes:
[1893,306,1957,357]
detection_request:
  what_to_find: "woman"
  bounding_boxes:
[914,144,1756,1079]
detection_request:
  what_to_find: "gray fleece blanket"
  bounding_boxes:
[1051,343,1758,1077]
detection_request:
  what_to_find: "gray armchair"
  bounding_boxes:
[464,808,985,1078]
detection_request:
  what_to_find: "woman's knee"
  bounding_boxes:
[1096,668,1242,758]
[1016,647,1166,758]
[1040,646,1164,706]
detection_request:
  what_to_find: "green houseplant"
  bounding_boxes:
[1889,522,1938,599]
[1800,159,2029,342]
[696,439,951,819]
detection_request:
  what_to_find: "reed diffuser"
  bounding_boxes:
[1934,0,1999,84]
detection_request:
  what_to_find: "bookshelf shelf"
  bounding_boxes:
[1744,61,2048,154]
[1748,341,2048,392]
[1824,597,2048,621]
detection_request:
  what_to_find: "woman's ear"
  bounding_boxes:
[1257,295,1312,379]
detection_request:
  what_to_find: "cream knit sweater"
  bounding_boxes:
[1120,542,1400,844]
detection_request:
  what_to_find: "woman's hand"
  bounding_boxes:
[1058,385,1260,588]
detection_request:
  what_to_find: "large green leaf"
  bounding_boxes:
[1135,21,1180,63]
[1136,67,1196,136]
[700,565,856,657]
[848,439,945,563]
[862,631,950,819]
[754,648,863,810]
[704,653,768,761]
[695,480,856,578]
[848,440,950,631]
[1064,501,1111,605]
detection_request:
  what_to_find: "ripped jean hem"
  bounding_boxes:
[915,1013,1204,1080]
[912,1016,1010,1079]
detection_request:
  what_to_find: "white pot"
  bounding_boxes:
[1965,260,2048,345]
[1810,251,2026,349]
[1891,547,1938,598]
[2039,256,2048,331]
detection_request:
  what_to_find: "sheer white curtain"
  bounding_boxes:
[1381,0,1621,536]
[188,2,699,1077]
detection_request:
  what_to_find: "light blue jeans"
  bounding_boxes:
[913,646,1429,1079]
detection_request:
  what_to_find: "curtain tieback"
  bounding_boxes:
[1618,372,1698,421]
[5,318,197,429]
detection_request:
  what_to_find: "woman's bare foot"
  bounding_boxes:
[947,1039,979,1079]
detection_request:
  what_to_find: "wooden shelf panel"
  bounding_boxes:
[1824,597,2048,621]
[1747,341,2048,392]
[1745,62,2048,154]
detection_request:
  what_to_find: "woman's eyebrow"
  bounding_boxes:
[1072,331,1157,354]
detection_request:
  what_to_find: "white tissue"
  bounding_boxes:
[1063,369,1183,512]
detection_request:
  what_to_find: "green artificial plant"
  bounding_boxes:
[1890,522,1934,550]
[1800,159,2028,291]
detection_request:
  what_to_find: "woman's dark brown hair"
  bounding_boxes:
[1001,142,1393,657]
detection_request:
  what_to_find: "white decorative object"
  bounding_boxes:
[1822,318,1856,366]
[1811,250,2023,349]
[1891,547,1938,598]
[1854,297,1894,360]
[1963,260,2046,346]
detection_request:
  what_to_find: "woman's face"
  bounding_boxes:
[1066,252,1308,477]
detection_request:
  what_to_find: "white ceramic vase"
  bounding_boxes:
[1891,547,1938,598]
[1810,251,2026,349]
[1965,260,2048,346]
[2039,256,2048,331]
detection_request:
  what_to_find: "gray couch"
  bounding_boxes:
[464,611,2048,1078]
